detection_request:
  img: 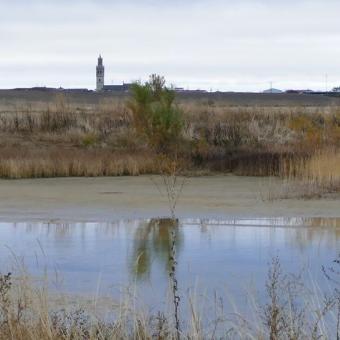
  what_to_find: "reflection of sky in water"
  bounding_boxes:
[0,217,339,310]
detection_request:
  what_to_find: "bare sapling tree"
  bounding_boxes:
[149,154,185,219]
[128,74,185,339]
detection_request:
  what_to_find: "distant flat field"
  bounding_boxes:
[1,89,340,112]
[0,176,338,222]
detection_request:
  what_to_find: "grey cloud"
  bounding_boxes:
[0,0,340,91]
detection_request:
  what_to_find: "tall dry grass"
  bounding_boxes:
[303,148,340,189]
[0,149,158,179]
[0,93,339,195]
[0,257,339,339]
[266,148,340,199]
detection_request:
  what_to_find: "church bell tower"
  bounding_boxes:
[96,55,104,91]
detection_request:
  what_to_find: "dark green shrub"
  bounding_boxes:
[128,74,184,153]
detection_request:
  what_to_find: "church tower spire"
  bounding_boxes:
[96,55,104,91]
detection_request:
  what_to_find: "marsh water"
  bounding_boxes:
[0,217,339,310]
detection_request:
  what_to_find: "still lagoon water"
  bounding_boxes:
[0,217,339,310]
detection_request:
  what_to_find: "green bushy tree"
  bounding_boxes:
[128,74,184,153]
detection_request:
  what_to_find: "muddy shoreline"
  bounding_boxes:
[0,175,338,222]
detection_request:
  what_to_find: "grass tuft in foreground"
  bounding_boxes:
[0,256,339,339]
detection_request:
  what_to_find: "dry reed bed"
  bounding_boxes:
[0,97,339,192]
[264,149,340,199]
[0,149,157,179]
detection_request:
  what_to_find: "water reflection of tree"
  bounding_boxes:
[132,218,182,279]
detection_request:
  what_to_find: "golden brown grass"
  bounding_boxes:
[0,149,158,179]
[303,148,340,188]
[266,148,340,199]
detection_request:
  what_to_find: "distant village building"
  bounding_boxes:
[96,55,132,92]
[263,88,283,94]
[286,89,314,94]
[333,87,340,93]
[102,83,131,92]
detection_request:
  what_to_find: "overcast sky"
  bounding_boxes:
[1,0,340,91]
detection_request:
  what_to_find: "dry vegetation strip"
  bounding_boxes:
[0,257,339,339]
[0,92,339,195]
